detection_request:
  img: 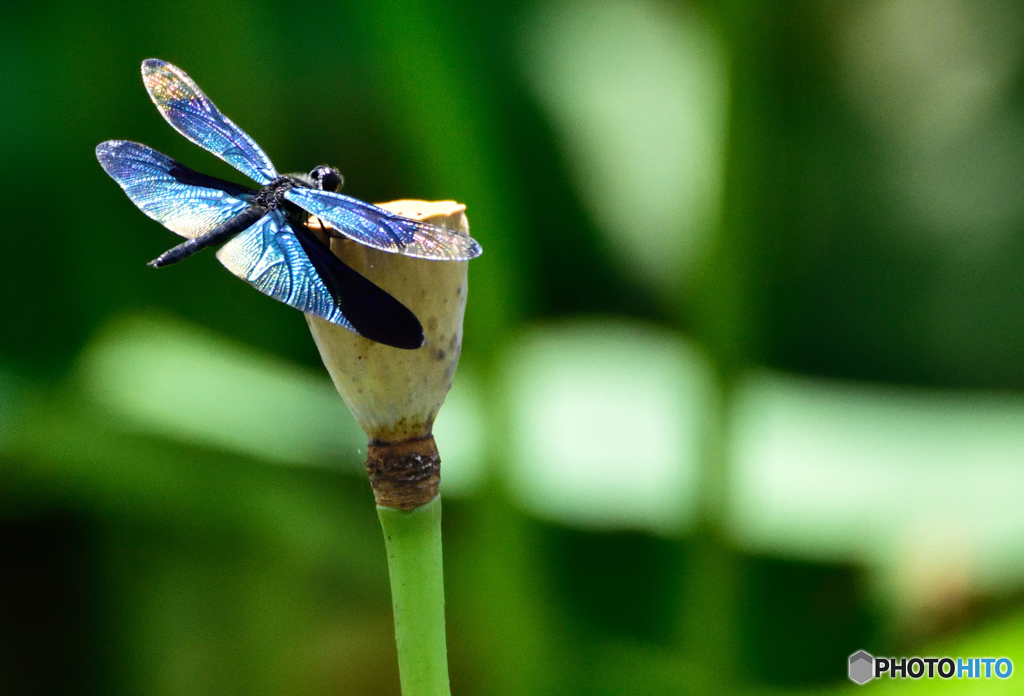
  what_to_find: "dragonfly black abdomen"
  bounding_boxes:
[147,206,267,267]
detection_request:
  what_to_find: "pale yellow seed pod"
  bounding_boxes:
[305,201,469,509]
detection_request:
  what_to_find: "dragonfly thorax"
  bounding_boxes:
[254,175,304,210]
[253,166,342,212]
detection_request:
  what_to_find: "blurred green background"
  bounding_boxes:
[3,0,1024,693]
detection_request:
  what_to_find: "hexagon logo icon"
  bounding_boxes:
[849,650,874,684]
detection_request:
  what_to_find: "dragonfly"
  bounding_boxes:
[96,59,482,350]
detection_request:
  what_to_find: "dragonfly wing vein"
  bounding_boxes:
[142,59,278,185]
[284,188,482,260]
[96,140,251,239]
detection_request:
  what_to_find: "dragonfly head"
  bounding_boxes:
[310,165,343,193]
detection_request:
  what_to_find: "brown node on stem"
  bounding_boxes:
[365,436,441,510]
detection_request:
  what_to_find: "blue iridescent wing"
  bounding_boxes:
[284,188,483,260]
[96,140,253,239]
[141,59,278,185]
[216,212,424,349]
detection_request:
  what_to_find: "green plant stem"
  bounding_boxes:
[378,497,451,696]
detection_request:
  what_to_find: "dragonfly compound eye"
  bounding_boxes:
[311,165,343,192]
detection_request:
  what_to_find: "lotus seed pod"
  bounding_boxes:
[306,200,470,509]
